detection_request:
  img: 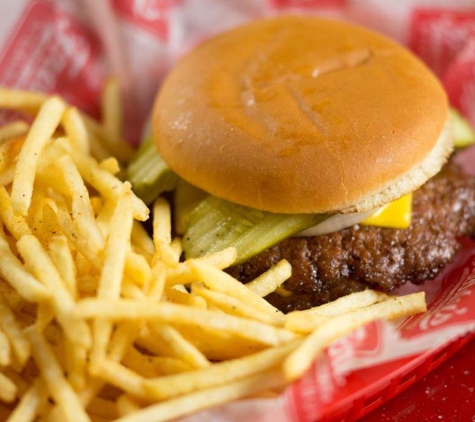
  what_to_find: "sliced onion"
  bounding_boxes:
[295,209,377,237]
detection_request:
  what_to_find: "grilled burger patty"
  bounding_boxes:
[228,161,475,313]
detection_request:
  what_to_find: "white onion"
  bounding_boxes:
[295,209,377,237]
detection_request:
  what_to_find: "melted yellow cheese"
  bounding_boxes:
[361,193,412,229]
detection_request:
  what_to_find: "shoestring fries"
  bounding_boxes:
[0,88,426,422]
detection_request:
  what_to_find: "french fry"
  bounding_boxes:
[131,221,155,258]
[99,157,120,175]
[0,328,11,366]
[0,88,47,113]
[92,184,134,363]
[81,111,133,163]
[122,347,162,378]
[165,247,237,286]
[17,235,91,349]
[101,77,123,145]
[36,304,55,333]
[0,121,29,145]
[143,339,300,400]
[71,153,147,220]
[152,197,177,267]
[245,260,292,297]
[47,235,77,299]
[0,166,15,186]
[0,296,30,367]
[56,154,105,252]
[0,280,26,313]
[90,359,147,399]
[64,338,87,391]
[75,300,298,346]
[148,323,210,369]
[61,106,90,155]
[187,261,284,317]
[0,187,31,239]
[192,283,283,326]
[0,227,49,302]
[303,289,389,317]
[115,370,286,422]
[0,135,25,183]
[11,96,66,215]
[165,286,207,309]
[0,372,17,403]
[87,397,118,419]
[116,394,141,417]
[6,378,47,422]
[283,293,427,381]
[25,326,90,422]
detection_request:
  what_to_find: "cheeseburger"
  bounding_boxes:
[128,16,475,312]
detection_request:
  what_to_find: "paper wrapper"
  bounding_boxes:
[0,1,474,420]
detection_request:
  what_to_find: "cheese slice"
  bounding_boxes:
[361,193,412,229]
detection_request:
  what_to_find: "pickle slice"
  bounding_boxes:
[174,180,208,235]
[451,108,475,149]
[183,196,329,264]
[127,136,178,204]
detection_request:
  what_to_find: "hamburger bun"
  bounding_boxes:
[152,16,452,214]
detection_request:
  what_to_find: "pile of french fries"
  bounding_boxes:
[0,82,427,422]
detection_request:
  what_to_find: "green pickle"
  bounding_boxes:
[451,108,475,149]
[174,180,208,235]
[126,136,178,205]
[183,196,329,264]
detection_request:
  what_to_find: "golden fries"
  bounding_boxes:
[0,88,428,422]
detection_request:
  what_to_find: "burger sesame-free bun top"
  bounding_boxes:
[153,16,452,214]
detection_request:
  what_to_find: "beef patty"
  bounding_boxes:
[227,161,475,313]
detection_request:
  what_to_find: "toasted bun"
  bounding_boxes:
[153,16,451,214]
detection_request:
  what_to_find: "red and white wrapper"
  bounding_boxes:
[0,1,474,420]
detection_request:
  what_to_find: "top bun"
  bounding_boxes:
[153,16,451,214]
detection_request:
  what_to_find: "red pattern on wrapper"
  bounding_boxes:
[443,38,475,126]
[111,0,172,40]
[409,9,475,77]
[0,0,105,118]
[269,0,346,9]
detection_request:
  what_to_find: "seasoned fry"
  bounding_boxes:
[0,187,31,239]
[57,154,105,252]
[11,97,65,215]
